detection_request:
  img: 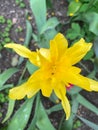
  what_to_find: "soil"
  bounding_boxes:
[0,0,98,130]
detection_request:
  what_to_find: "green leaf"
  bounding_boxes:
[24,20,32,47]
[68,86,82,95]
[30,0,46,33]
[66,23,82,40]
[26,61,38,74]
[46,104,62,115]
[2,99,15,123]
[60,113,74,130]
[94,36,98,57]
[36,101,56,130]
[7,97,35,130]
[83,48,94,60]
[39,29,57,48]
[84,12,98,35]
[77,115,98,130]
[0,68,18,86]
[40,17,59,34]
[71,96,79,115]
[27,94,40,130]
[67,1,82,16]
[28,93,55,130]
[79,3,89,13]
[0,84,13,91]
[77,94,98,115]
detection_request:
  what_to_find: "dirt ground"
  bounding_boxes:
[0,0,98,130]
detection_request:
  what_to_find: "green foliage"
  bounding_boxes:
[0,93,8,103]
[0,15,13,50]
[1,0,98,130]
[0,15,6,24]
[30,0,59,48]
[15,0,26,8]
[2,99,15,123]
[7,97,35,130]
[66,23,82,40]
[73,120,82,129]
[77,115,98,130]
[30,0,46,33]
[27,94,55,130]
[67,0,82,16]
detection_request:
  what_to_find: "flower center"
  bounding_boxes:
[51,64,56,75]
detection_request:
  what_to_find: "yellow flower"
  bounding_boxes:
[5,33,98,120]
[75,0,79,2]
[69,13,74,16]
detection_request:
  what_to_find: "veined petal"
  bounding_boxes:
[54,83,70,120]
[64,71,91,91]
[5,43,33,58]
[41,79,53,97]
[27,86,40,98]
[65,38,92,65]
[9,82,29,100]
[9,69,43,100]
[88,78,98,91]
[37,50,51,68]
[5,43,39,66]
[54,33,68,57]
[69,66,81,74]
[39,48,50,61]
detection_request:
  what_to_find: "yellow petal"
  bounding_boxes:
[65,38,92,65]
[41,79,53,97]
[39,48,50,61]
[54,83,70,120]
[54,33,68,57]
[5,43,39,66]
[9,82,29,100]
[69,66,81,74]
[50,39,58,61]
[64,70,91,91]
[27,86,40,98]
[9,68,46,100]
[5,44,32,58]
[88,78,98,91]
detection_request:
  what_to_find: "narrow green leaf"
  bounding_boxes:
[27,93,40,130]
[60,113,74,130]
[77,94,98,115]
[46,104,62,115]
[28,93,56,130]
[36,101,56,130]
[83,48,94,60]
[68,86,82,95]
[40,17,59,34]
[39,29,57,48]
[24,20,32,47]
[77,115,98,130]
[94,36,98,57]
[71,97,79,115]
[30,0,46,33]
[84,12,98,35]
[7,97,35,130]
[0,84,13,91]
[2,99,15,123]
[0,68,18,86]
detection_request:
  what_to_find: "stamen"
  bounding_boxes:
[66,83,74,91]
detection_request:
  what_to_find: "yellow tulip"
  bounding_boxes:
[5,33,98,120]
